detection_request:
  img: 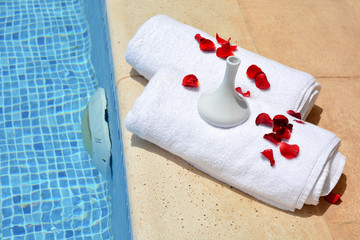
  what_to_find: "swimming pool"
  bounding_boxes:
[0,0,131,239]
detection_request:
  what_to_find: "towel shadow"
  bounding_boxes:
[129,68,148,87]
[306,105,323,125]
[129,134,347,218]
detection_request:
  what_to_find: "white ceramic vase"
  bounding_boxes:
[197,56,250,128]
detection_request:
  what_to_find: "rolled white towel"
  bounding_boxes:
[125,15,321,119]
[125,68,345,211]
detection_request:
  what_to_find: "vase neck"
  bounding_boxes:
[219,56,240,93]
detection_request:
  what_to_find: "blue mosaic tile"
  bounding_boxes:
[23,204,31,214]
[2,207,13,218]
[12,225,25,235]
[1,1,112,239]
[14,205,23,214]
[12,216,24,225]
[25,234,36,240]
[13,195,21,204]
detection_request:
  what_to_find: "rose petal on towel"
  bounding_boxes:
[261,149,275,166]
[287,123,293,133]
[324,193,342,204]
[199,39,216,51]
[194,33,202,42]
[273,115,289,125]
[264,133,282,145]
[246,65,262,79]
[279,142,299,159]
[255,72,270,90]
[294,120,305,124]
[273,115,289,132]
[235,87,250,97]
[255,113,273,127]
[276,126,291,140]
[194,33,216,51]
[216,42,234,58]
[182,74,199,87]
[230,45,237,51]
[287,110,302,119]
[216,33,230,44]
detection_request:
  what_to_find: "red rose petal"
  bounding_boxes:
[273,115,289,125]
[272,115,289,132]
[287,110,302,119]
[255,72,270,90]
[199,39,216,51]
[255,113,273,127]
[194,33,202,42]
[287,123,293,133]
[276,126,291,140]
[194,33,216,51]
[235,87,250,97]
[230,45,237,51]
[182,74,199,87]
[246,65,262,79]
[273,114,289,125]
[216,33,230,45]
[279,142,299,159]
[294,120,305,124]
[264,133,282,145]
[324,193,342,204]
[261,149,275,166]
[216,42,234,58]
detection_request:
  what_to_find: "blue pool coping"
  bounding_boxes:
[83,1,132,239]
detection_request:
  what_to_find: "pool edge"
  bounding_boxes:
[83,0,133,239]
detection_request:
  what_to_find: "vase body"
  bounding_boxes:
[197,56,250,128]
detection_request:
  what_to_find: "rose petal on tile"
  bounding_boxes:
[324,193,342,204]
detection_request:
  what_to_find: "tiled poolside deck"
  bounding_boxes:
[106,0,360,238]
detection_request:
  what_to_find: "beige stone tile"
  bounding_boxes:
[106,0,359,238]
[237,0,360,77]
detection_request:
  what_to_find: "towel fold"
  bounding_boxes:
[125,15,321,119]
[125,68,345,211]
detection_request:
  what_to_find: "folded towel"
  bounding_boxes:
[125,68,345,211]
[126,15,321,119]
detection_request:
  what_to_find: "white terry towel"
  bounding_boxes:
[125,68,345,211]
[126,15,321,119]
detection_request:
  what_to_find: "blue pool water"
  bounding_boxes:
[0,0,121,239]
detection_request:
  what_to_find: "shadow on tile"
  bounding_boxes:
[306,105,323,125]
[130,134,347,218]
[129,68,147,86]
